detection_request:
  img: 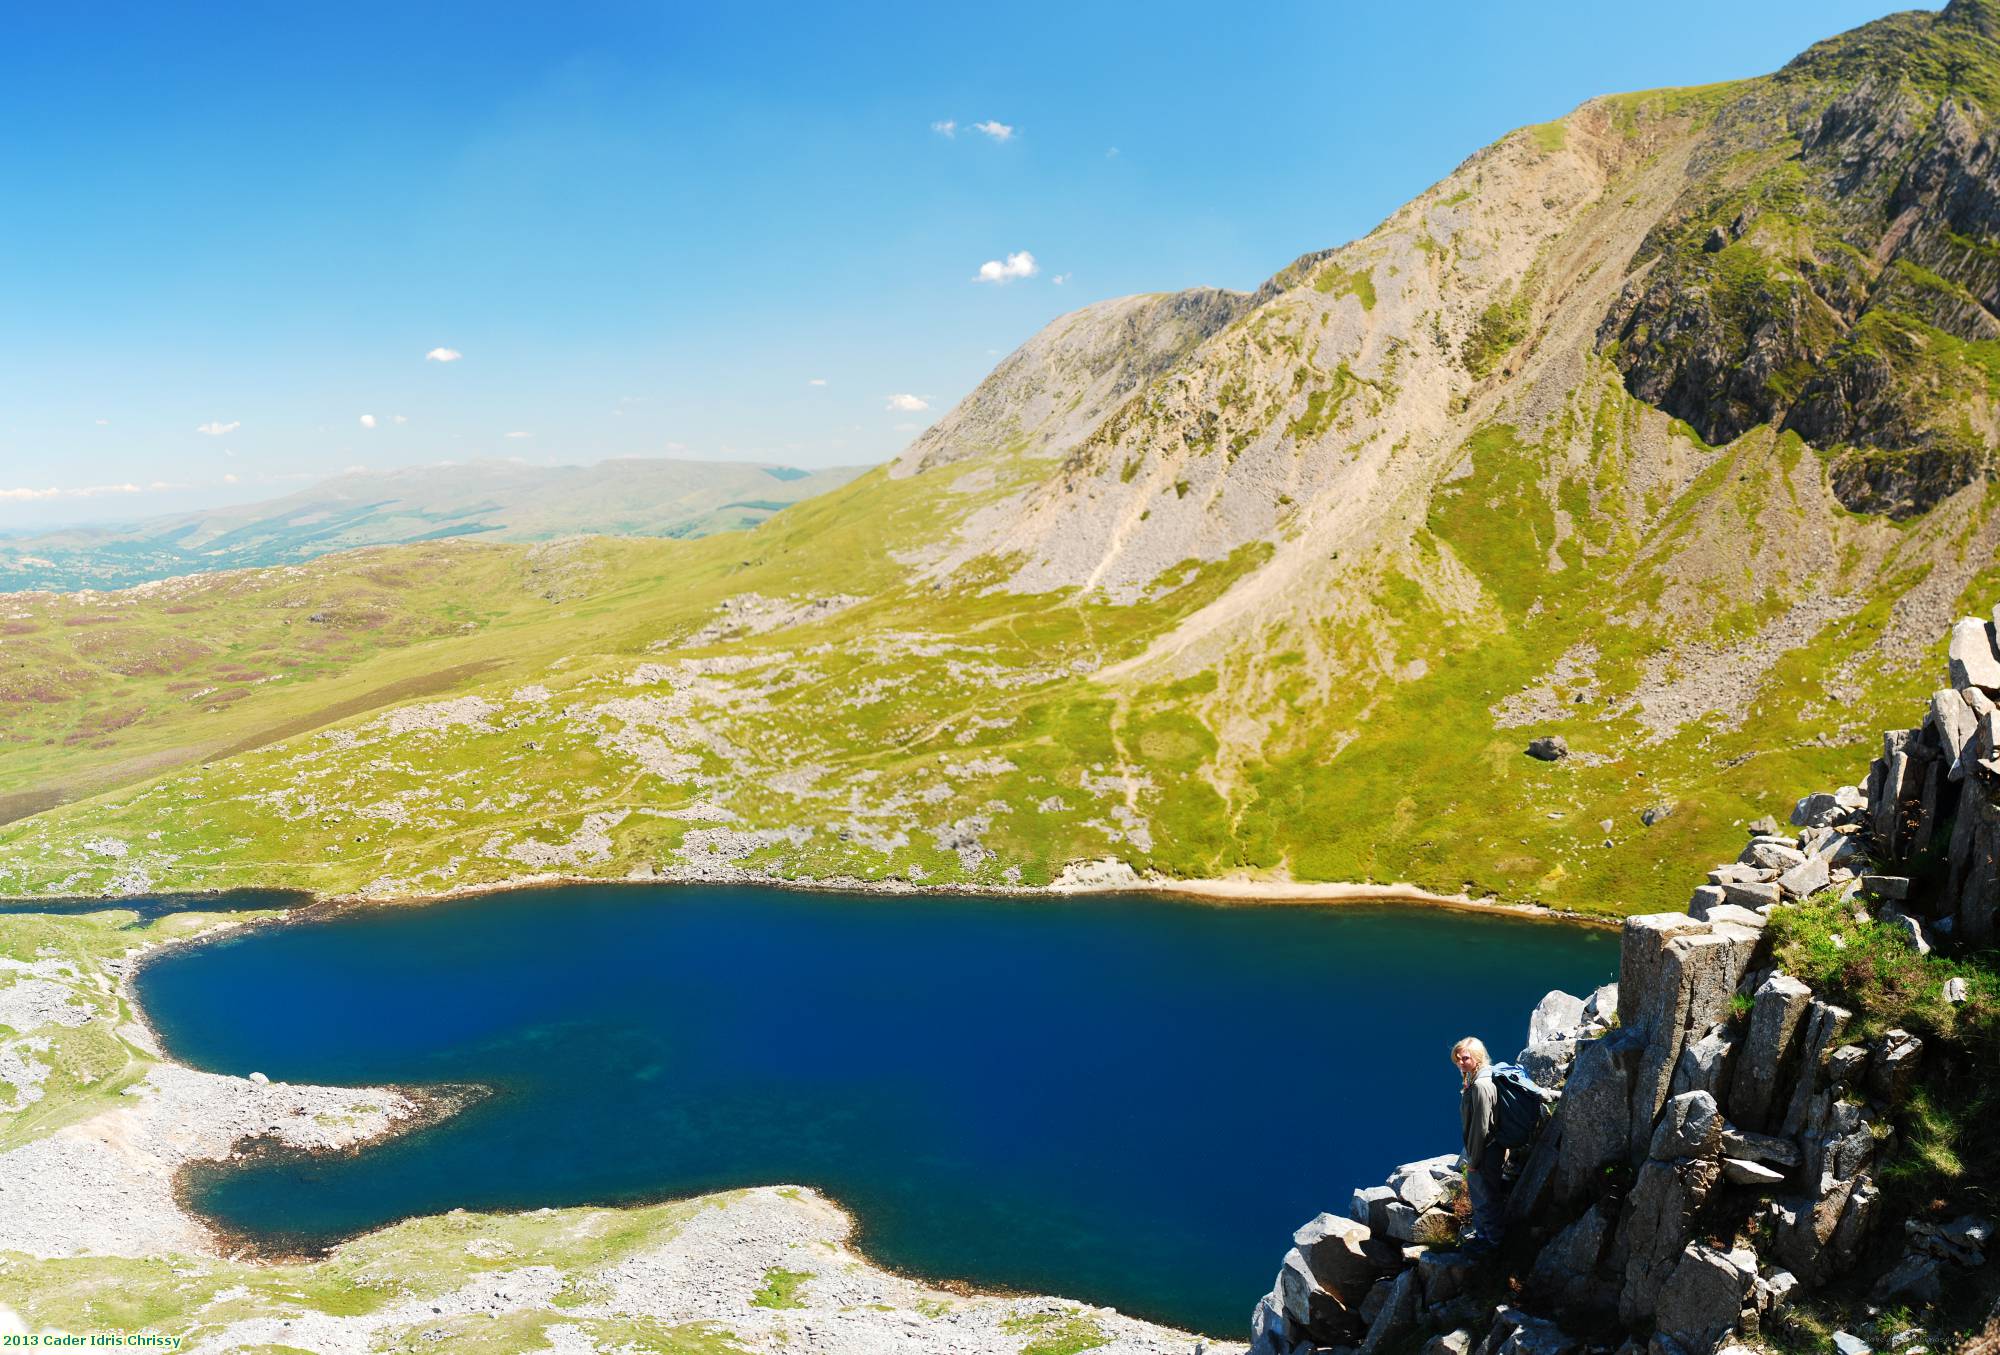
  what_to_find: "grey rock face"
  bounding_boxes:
[1871,1250,1942,1304]
[1722,1156,1787,1187]
[1866,1029,1924,1105]
[1617,1156,1721,1323]
[1294,1212,1398,1304]
[1652,1244,1755,1355]
[1483,1307,1580,1355]
[1933,688,1978,781]
[1556,1028,1643,1200]
[1649,1091,1723,1161]
[1349,1185,1396,1233]
[1780,1001,1852,1138]
[1584,983,1619,1024]
[1729,972,1813,1131]
[1688,885,1728,920]
[1719,1125,1799,1168]
[1792,792,1845,827]
[1278,1247,1350,1333]
[1671,1026,1736,1101]
[1356,1268,1418,1355]
[1948,616,2000,691]
[1417,1249,1478,1305]
[1777,854,1830,898]
[1521,1039,1581,1089]
[1630,928,1762,1159]
[1527,736,1570,761]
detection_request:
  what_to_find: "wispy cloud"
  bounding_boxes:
[0,482,162,502]
[359,414,378,429]
[972,120,1015,142]
[425,347,463,363]
[195,420,240,436]
[504,430,533,439]
[1052,272,1072,286]
[885,393,930,412]
[393,414,408,424]
[930,119,957,137]
[807,378,828,387]
[975,250,1038,284]
[93,418,109,426]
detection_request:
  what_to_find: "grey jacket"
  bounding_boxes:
[1461,1068,1498,1163]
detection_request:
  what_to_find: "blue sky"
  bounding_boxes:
[0,0,1927,527]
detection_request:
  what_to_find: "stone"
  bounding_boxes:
[248,1071,269,1085]
[1250,1293,1294,1355]
[1527,736,1570,762]
[1487,1307,1580,1355]
[1868,1030,1924,1106]
[1729,972,1813,1131]
[1935,689,1980,781]
[1777,854,1830,899]
[1780,1001,1852,1138]
[1671,1025,1735,1100]
[1862,875,1911,900]
[1584,982,1619,1024]
[1556,1028,1642,1200]
[1527,1199,1616,1312]
[1719,881,1782,910]
[1389,1162,1449,1213]
[1653,1244,1754,1355]
[1945,976,1969,1004]
[1707,864,1768,886]
[1940,1213,1995,1252]
[1872,1251,1943,1304]
[1793,793,1845,827]
[1350,1185,1396,1232]
[1294,1213,1399,1302]
[1356,1268,1418,1355]
[1528,989,1589,1046]
[1688,885,1728,919]
[1722,1157,1787,1186]
[1832,1334,1871,1355]
[1278,1248,1352,1334]
[1423,1331,1474,1355]
[1417,1249,1477,1306]
[1644,803,1676,827]
[1520,1040,1579,1089]
[1381,1201,1420,1243]
[1631,929,1760,1158]
[1651,1091,1723,1161]
[1749,815,1781,836]
[1741,839,1808,872]
[1949,617,2000,691]
[1881,907,1932,956]
[1720,1125,1799,1168]
[1826,1044,1869,1088]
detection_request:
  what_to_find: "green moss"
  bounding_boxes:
[1312,261,1377,310]
[1000,1309,1110,1355]
[1462,289,1530,379]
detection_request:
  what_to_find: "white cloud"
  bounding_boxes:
[504,430,533,439]
[931,119,957,137]
[0,482,148,502]
[425,347,463,363]
[1052,272,1072,286]
[93,418,109,426]
[885,393,930,412]
[975,250,1038,284]
[664,440,689,452]
[807,378,828,387]
[359,414,378,429]
[223,473,239,484]
[195,420,240,436]
[972,120,1014,142]
[393,414,409,424]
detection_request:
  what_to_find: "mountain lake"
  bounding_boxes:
[134,884,1617,1336]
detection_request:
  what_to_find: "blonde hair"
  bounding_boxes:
[1451,1037,1490,1072]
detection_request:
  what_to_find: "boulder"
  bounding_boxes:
[1949,617,2000,691]
[1722,1157,1787,1187]
[1749,815,1781,836]
[1793,793,1845,827]
[1777,854,1830,899]
[1389,1162,1449,1213]
[1521,1040,1579,1089]
[1688,885,1728,919]
[1418,1249,1478,1306]
[1741,839,1808,872]
[1294,1212,1399,1302]
[1872,1251,1943,1304]
[1556,1028,1642,1200]
[1529,989,1589,1046]
[1631,928,1762,1158]
[1250,1293,1296,1355]
[1350,1185,1397,1233]
[1652,1244,1755,1355]
[1356,1268,1419,1355]
[1861,875,1911,900]
[1881,907,1932,956]
[1719,1125,1799,1168]
[1719,881,1783,909]
[1867,1030,1924,1106]
[1584,982,1619,1024]
[1423,1331,1475,1355]
[1728,972,1813,1131]
[1650,1091,1723,1161]
[1946,976,1970,1004]
[1527,736,1570,762]
[1278,1247,1353,1336]
[1527,1199,1617,1312]
[1644,802,1677,827]
[1485,1307,1580,1355]
[1709,863,1773,886]
[1831,1334,1871,1355]
[1381,1201,1421,1243]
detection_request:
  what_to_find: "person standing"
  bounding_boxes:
[1452,1036,1506,1256]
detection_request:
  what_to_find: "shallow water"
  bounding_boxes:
[135,884,1615,1335]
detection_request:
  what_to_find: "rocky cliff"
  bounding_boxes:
[1249,607,2000,1355]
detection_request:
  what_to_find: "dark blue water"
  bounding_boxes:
[135,885,1614,1335]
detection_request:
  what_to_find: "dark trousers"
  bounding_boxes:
[1467,1143,1509,1246]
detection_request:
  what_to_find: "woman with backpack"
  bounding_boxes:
[1452,1036,1558,1258]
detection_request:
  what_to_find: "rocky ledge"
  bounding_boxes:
[1251,608,2000,1355]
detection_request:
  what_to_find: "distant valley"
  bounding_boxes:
[0,457,867,593]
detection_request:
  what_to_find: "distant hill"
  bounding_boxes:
[0,457,869,593]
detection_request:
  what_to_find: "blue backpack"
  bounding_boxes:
[1490,1062,1556,1148]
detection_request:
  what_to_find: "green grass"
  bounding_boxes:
[750,1266,812,1310]
[999,1309,1110,1355]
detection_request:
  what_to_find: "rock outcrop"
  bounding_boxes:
[1248,606,2000,1355]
